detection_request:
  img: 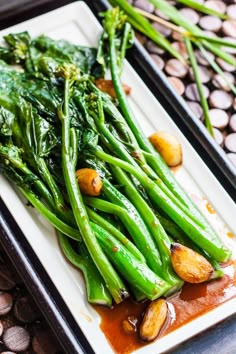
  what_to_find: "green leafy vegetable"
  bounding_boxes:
[0,9,231,309]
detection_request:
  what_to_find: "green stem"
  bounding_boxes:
[203,41,236,67]
[89,81,139,148]
[96,65,224,238]
[60,78,128,303]
[177,0,228,19]
[93,223,171,300]
[95,149,231,262]
[147,0,236,66]
[131,287,147,302]
[108,0,185,63]
[94,80,214,237]
[92,110,156,178]
[20,188,81,241]
[0,146,54,210]
[143,151,218,239]
[100,19,211,223]
[197,43,236,96]
[70,128,79,168]
[37,157,66,212]
[119,22,132,74]
[84,195,163,274]
[93,108,203,228]
[109,165,183,291]
[109,29,152,155]
[185,37,214,136]
[58,232,112,306]
[86,207,146,263]
[192,34,236,49]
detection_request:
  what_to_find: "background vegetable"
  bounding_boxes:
[108,0,236,138]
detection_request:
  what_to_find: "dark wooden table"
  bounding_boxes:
[0,1,235,353]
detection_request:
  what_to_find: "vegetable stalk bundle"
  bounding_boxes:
[0,9,231,307]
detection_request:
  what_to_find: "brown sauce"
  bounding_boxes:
[94,261,236,354]
[227,232,234,239]
[170,165,182,174]
[205,202,215,214]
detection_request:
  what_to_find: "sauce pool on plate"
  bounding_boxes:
[94,261,236,354]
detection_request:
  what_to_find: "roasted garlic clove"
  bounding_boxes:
[95,78,131,98]
[76,168,102,196]
[139,299,168,342]
[170,243,214,283]
[149,131,182,167]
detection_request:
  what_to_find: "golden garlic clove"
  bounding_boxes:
[149,131,182,167]
[170,243,214,283]
[139,299,168,342]
[76,168,102,196]
[95,78,131,98]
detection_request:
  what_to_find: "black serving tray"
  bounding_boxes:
[0,1,235,354]
[0,199,94,354]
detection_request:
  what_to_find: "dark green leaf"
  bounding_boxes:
[0,106,15,137]
[2,32,31,64]
[34,35,104,77]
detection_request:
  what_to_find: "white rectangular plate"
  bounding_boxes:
[0,2,236,353]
